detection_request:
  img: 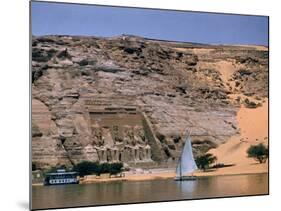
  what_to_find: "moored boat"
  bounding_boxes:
[44,169,79,185]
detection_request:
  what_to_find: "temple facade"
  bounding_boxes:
[88,105,154,165]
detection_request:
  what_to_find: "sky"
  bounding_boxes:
[31,1,269,46]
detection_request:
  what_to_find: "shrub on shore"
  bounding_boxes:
[32,162,37,171]
[73,161,124,177]
[72,161,99,177]
[195,153,217,171]
[247,143,268,163]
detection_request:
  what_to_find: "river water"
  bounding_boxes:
[32,173,268,210]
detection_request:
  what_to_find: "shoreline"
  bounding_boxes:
[32,166,268,186]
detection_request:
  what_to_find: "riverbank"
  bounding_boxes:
[79,163,268,184]
[32,163,268,186]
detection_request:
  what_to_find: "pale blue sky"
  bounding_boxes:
[31,1,269,46]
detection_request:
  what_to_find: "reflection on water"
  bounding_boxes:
[32,173,268,210]
[177,180,198,195]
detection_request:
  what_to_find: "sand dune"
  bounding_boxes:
[207,99,268,175]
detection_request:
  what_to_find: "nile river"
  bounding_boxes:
[32,173,268,210]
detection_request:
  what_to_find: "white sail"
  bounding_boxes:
[176,133,198,177]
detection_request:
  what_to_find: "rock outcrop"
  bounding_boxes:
[31,35,268,170]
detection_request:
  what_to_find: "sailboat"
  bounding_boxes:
[174,131,198,181]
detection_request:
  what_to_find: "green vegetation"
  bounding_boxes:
[247,143,268,163]
[32,162,37,171]
[212,163,235,169]
[72,161,124,177]
[195,153,217,171]
[72,161,98,177]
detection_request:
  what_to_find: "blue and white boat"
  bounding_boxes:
[44,169,79,185]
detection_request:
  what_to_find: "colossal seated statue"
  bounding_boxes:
[92,126,105,146]
[91,122,152,164]
[95,146,107,163]
[102,127,114,147]
[134,125,146,145]
[145,144,152,161]
[123,125,135,145]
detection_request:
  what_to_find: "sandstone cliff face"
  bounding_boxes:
[31,35,268,170]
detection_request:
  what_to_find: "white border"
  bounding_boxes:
[1,0,280,211]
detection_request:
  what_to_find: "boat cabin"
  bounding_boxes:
[44,169,79,185]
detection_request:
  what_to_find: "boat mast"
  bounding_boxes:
[179,130,188,179]
[179,156,182,179]
[179,129,191,179]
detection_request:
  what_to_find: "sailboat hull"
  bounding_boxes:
[174,176,197,181]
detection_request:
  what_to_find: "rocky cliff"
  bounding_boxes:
[31,35,268,170]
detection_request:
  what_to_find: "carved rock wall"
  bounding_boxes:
[31,35,268,170]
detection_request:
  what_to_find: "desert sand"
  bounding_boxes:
[206,98,268,176]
